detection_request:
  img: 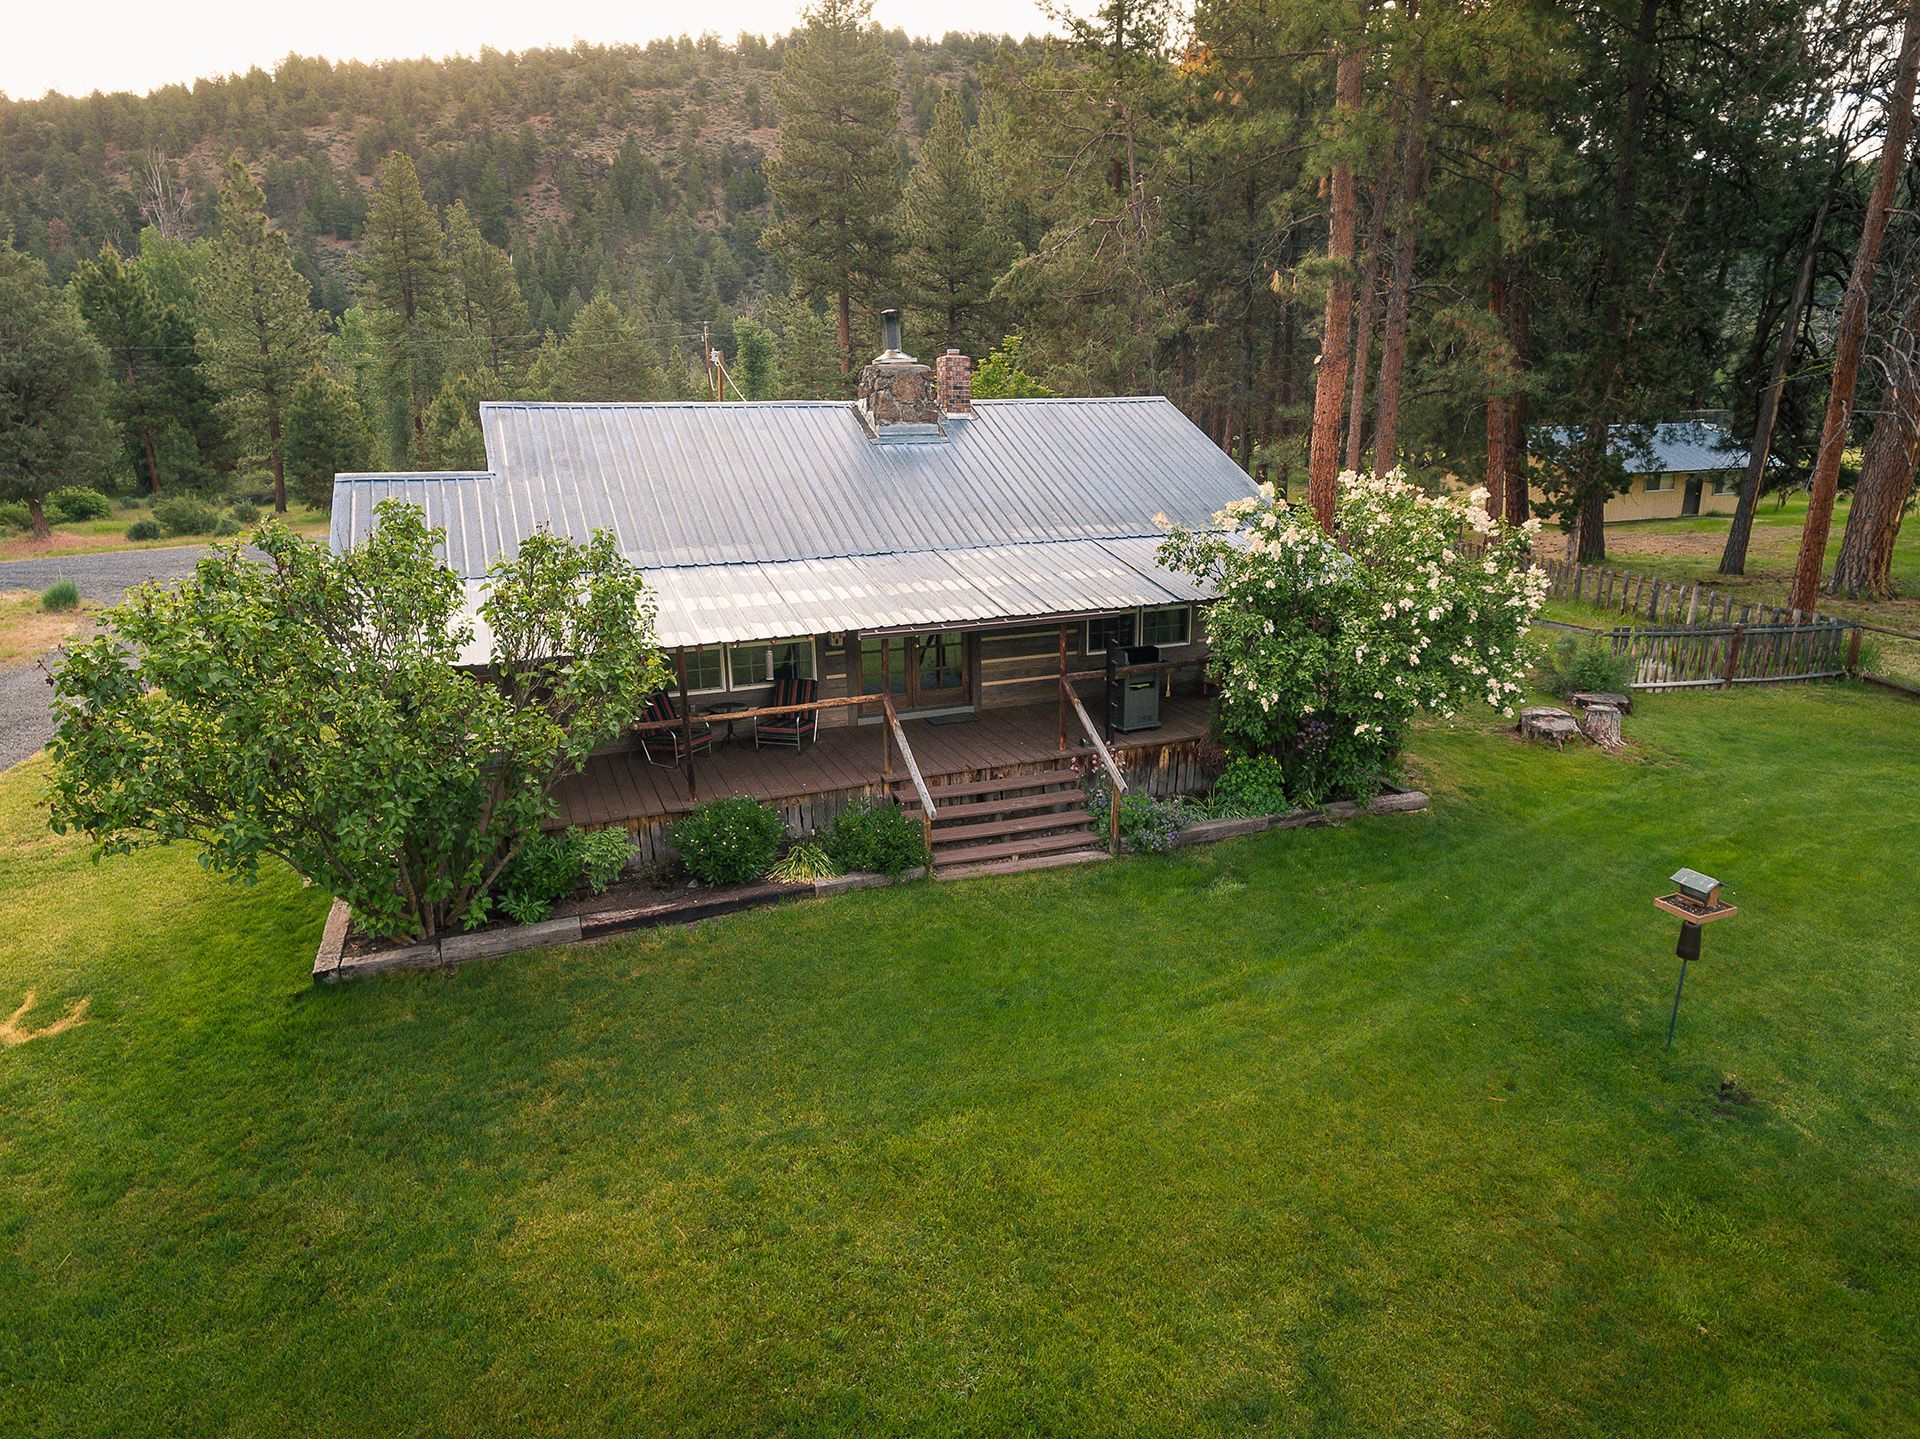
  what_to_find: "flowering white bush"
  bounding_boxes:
[1157,471,1547,801]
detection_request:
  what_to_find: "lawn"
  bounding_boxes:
[3,686,1918,1436]
[0,590,94,669]
[0,501,330,563]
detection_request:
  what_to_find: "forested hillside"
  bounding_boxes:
[3,0,1918,587]
[0,31,1018,328]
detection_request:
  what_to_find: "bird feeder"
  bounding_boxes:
[1655,868,1737,1049]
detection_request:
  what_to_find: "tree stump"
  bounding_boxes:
[1571,689,1633,716]
[1518,706,1580,748]
[1578,702,1624,752]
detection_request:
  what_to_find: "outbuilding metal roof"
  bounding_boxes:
[332,396,1251,649]
[1536,421,1751,476]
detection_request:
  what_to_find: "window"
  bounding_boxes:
[1647,473,1676,492]
[1085,613,1137,654]
[727,637,816,689]
[679,645,725,694]
[1140,606,1192,648]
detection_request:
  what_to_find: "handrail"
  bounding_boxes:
[1064,686,1125,855]
[1065,686,1126,796]
[882,695,937,819]
[626,691,867,736]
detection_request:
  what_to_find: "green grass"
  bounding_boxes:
[0,499,330,561]
[3,687,1919,1435]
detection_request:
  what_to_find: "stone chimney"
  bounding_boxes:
[856,309,942,438]
[934,348,973,416]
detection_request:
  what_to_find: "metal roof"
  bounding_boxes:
[332,396,1251,649]
[1536,421,1752,475]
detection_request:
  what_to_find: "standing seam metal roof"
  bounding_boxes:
[331,396,1253,648]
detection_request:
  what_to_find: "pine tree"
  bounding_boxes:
[196,157,321,513]
[731,317,779,399]
[898,89,1011,357]
[423,372,489,469]
[528,295,668,401]
[69,244,226,496]
[444,200,533,389]
[0,239,113,539]
[282,365,375,510]
[764,0,904,369]
[360,151,453,466]
[769,286,845,398]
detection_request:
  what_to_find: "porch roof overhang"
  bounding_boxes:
[634,536,1215,649]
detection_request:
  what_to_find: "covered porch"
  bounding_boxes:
[549,690,1215,838]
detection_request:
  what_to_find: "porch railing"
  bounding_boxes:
[881,693,938,857]
[1062,680,1126,854]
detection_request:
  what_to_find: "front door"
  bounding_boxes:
[859,632,970,712]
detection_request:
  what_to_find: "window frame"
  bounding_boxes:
[677,644,727,696]
[1084,612,1138,655]
[1647,473,1677,493]
[725,636,817,690]
[1139,605,1193,648]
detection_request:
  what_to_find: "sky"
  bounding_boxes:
[0,0,1057,100]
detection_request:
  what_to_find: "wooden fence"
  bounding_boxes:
[1531,553,1853,631]
[1601,621,1855,692]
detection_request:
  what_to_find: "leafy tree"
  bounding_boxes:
[730,316,778,399]
[283,365,375,509]
[48,505,669,941]
[764,0,904,368]
[528,295,668,401]
[444,200,533,387]
[898,89,1011,357]
[196,158,321,513]
[68,244,225,496]
[360,152,453,465]
[970,334,1055,399]
[0,238,113,539]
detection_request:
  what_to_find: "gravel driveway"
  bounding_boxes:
[0,544,212,773]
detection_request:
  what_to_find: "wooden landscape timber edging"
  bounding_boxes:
[313,786,1432,982]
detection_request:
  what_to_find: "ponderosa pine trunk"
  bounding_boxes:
[1573,0,1660,565]
[1308,33,1368,531]
[1721,156,1842,576]
[1503,246,1530,526]
[1344,177,1392,474]
[1830,286,1920,596]
[1373,72,1431,474]
[1790,0,1920,612]
[1486,140,1509,519]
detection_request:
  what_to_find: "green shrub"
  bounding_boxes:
[210,514,242,537]
[768,841,841,883]
[48,487,112,521]
[1210,754,1290,817]
[228,502,261,526]
[1087,779,1205,853]
[1540,634,1636,696]
[41,580,80,612]
[124,518,163,541]
[823,798,927,877]
[153,495,221,536]
[577,827,636,893]
[0,501,31,532]
[672,796,786,885]
[491,825,638,925]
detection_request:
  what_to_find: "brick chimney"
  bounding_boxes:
[855,309,942,438]
[934,348,973,416]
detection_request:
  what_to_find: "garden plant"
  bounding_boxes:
[1159,471,1546,802]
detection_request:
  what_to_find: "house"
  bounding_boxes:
[1533,421,1753,522]
[330,316,1256,874]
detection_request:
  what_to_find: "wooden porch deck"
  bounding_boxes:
[551,692,1215,831]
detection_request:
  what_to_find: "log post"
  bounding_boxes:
[1846,625,1863,676]
[1058,623,1069,751]
[1722,623,1746,689]
[880,638,893,781]
[677,650,696,802]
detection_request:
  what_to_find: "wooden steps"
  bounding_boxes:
[936,849,1110,883]
[896,761,1107,878]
